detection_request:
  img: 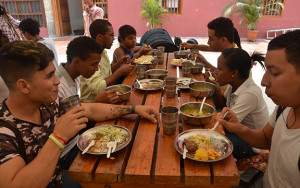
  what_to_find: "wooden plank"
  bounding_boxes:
[125,90,162,184]
[154,91,181,184]
[94,88,145,183]
[68,120,115,182]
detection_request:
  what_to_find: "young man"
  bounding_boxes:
[83,0,104,37]
[80,19,135,102]
[180,17,240,71]
[0,41,159,187]
[219,30,300,187]
[19,18,59,68]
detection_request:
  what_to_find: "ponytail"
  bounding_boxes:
[251,52,265,70]
[233,27,242,48]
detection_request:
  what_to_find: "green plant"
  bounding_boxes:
[140,0,169,29]
[222,0,284,30]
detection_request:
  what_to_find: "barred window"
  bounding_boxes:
[95,0,108,20]
[0,0,46,26]
[263,0,285,17]
[161,0,182,14]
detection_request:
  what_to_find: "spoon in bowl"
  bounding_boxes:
[197,97,206,116]
[208,71,215,81]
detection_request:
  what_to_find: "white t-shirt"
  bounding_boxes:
[224,77,269,129]
[55,63,80,157]
[0,77,8,102]
[263,106,300,188]
[39,38,59,69]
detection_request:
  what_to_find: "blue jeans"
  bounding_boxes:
[225,130,257,159]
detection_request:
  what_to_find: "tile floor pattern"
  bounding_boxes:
[53,36,275,114]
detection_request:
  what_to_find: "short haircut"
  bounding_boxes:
[19,18,40,36]
[118,25,136,43]
[0,41,54,90]
[207,17,234,44]
[222,48,265,79]
[89,19,112,39]
[0,5,6,15]
[268,30,300,72]
[66,36,103,63]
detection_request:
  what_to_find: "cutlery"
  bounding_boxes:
[197,97,206,116]
[183,145,188,159]
[106,141,114,158]
[178,46,182,55]
[112,137,120,153]
[210,111,229,132]
[135,79,141,88]
[82,140,95,154]
[208,71,215,81]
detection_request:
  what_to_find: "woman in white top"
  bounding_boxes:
[205,48,269,159]
[219,30,300,188]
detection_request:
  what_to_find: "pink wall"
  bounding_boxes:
[108,0,300,39]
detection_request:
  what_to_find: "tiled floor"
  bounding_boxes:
[53,36,275,113]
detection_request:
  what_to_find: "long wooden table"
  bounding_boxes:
[68,53,239,188]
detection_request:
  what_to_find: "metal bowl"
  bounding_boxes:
[146,69,168,80]
[174,50,189,59]
[105,84,132,101]
[134,56,158,70]
[189,81,216,98]
[191,63,204,74]
[180,102,215,126]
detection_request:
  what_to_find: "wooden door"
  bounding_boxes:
[52,0,72,36]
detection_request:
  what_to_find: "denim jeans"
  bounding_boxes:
[225,130,257,159]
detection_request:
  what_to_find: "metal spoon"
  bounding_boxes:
[210,111,229,132]
[197,97,206,116]
[208,71,215,81]
[135,79,141,88]
[106,141,114,158]
[82,140,95,154]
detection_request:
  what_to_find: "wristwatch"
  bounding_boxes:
[87,12,92,17]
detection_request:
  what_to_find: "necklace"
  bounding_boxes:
[283,108,297,129]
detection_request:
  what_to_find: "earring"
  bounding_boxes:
[232,75,234,78]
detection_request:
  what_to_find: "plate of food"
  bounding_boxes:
[175,129,233,162]
[134,55,155,64]
[134,79,164,91]
[170,58,191,67]
[77,125,131,155]
[177,77,195,89]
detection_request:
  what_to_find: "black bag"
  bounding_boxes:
[140,29,179,52]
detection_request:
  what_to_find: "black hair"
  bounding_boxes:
[0,5,6,15]
[118,25,136,43]
[0,41,54,90]
[222,48,265,80]
[208,17,241,47]
[268,30,300,72]
[19,18,40,36]
[186,38,198,45]
[0,29,9,48]
[89,19,112,39]
[66,36,103,63]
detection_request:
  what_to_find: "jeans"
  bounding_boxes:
[225,130,257,160]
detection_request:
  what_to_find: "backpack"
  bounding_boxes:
[140,29,179,52]
[0,119,28,164]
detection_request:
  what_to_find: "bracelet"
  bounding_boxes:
[131,105,136,114]
[49,134,64,150]
[87,12,92,17]
[52,132,67,144]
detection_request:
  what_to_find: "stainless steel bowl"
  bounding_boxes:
[105,84,132,101]
[191,63,204,74]
[146,69,168,80]
[134,56,158,70]
[189,81,216,98]
[174,50,189,59]
[180,102,215,126]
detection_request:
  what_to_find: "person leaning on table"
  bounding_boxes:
[0,41,159,188]
[218,30,300,188]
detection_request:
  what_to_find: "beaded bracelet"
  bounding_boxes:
[52,132,67,144]
[49,134,64,150]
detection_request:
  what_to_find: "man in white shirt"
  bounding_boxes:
[83,0,104,37]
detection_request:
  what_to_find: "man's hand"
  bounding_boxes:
[119,63,135,75]
[218,107,243,134]
[138,46,152,56]
[93,89,120,104]
[117,55,130,65]
[195,52,209,65]
[180,42,193,49]
[54,106,87,141]
[135,105,160,124]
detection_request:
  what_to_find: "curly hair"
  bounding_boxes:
[19,18,40,36]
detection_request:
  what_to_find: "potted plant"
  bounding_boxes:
[140,0,169,29]
[222,0,284,41]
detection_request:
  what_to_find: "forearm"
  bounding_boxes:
[236,126,270,149]
[5,140,61,188]
[84,103,134,121]
[105,70,123,86]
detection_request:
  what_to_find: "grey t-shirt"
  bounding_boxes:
[264,106,300,188]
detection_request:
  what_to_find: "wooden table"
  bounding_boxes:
[68,53,239,188]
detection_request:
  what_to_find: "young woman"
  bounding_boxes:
[205,48,269,159]
[112,24,151,65]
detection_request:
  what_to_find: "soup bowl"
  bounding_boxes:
[189,81,216,98]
